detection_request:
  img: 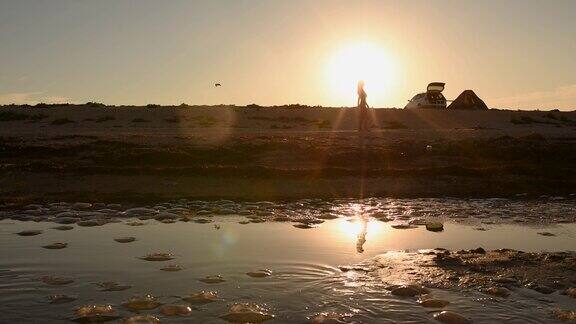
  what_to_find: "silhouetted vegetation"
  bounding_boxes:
[86,102,106,108]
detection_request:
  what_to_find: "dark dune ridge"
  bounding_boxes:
[0,104,575,204]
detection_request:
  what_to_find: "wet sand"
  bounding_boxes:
[1,104,576,204]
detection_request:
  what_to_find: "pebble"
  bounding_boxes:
[182,291,219,304]
[220,303,274,323]
[122,294,161,311]
[433,311,471,324]
[114,237,136,243]
[160,304,193,316]
[42,243,68,249]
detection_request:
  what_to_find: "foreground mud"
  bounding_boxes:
[353,249,576,293]
[1,106,576,202]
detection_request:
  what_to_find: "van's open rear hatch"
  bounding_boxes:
[427,82,445,93]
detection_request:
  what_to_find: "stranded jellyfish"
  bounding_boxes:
[73,305,119,323]
[199,275,226,284]
[433,311,471,324]
[138,253,174,261]
[122,294,162,311]
[42,242,68,249]
[53,225,74,231]
[95,281,132,292]
[48,294,77,304]
[309,312,351,323]
[41,276,74,286]
[246,269,272,278]
[220,303,274,323]
[389,284,430,297]
[160,264,183,272]
[122,315,160,324]
[114,237,136,243]
[182,291,219,304]
[16,230,43,236]
[160,304,193,316]
[418,298,450,308]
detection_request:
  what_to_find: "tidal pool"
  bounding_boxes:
[0,199,575,323]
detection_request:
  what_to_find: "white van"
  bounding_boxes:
[404,82,447,109]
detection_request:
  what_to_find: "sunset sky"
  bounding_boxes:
[0,0,575,110]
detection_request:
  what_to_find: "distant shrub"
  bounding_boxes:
[132,118,150,123]
[246,104,262,109]
[51,118,75,125]
[86,102,106,108]
[96,115,116,123]
[146,104,161,109]
[179,103,189,108]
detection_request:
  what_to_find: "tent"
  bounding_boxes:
[447,90,489,110]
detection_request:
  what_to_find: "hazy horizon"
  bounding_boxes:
[1,0,575,110]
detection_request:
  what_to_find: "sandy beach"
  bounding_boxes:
[0,104,575,205]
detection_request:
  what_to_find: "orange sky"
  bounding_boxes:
[0,1,575,110]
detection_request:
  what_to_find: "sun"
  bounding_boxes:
[325,42,396,106]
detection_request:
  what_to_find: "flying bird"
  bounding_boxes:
[215,83,221,87]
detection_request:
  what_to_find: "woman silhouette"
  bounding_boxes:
[357,81,369,132]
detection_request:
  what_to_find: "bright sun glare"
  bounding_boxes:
[326,42,396,106]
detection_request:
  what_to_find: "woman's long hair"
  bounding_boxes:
[357,80,365,96]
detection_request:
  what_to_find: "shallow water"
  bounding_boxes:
[0,199,575,323]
